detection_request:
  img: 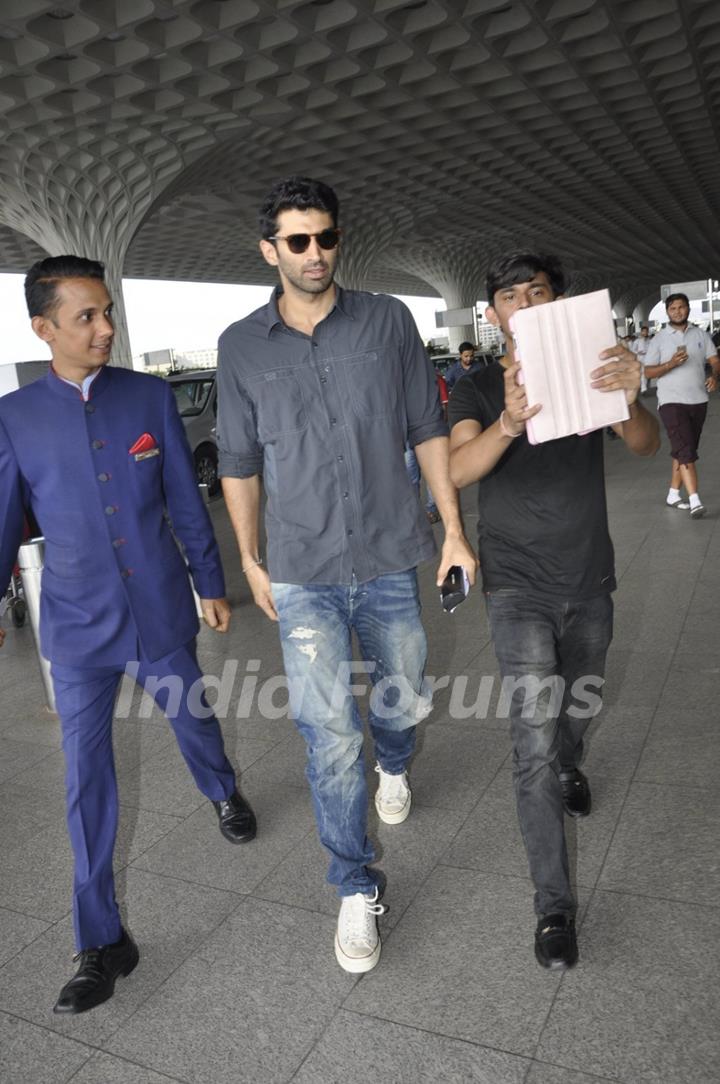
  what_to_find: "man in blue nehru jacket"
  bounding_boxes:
[0,256,256,1015]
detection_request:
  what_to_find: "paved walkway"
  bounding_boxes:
[1,393,719,1084]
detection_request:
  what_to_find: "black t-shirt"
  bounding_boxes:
[449,362,616,599]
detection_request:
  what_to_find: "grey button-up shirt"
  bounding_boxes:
[217,286,447,585]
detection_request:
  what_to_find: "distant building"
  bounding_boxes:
[137,347,217,373]
[476,321,503,352]
[175,349,217,369]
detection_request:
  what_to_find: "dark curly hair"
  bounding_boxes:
[259,176,339,240]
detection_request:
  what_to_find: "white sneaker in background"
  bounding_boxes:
[374,764,412,824]
[666,497,690,510]
[334,887,387,973]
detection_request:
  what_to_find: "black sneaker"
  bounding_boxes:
[534,913,578,971]
[559,769,591,818]
[53,928,139,1014]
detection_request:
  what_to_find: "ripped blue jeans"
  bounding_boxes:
[272,570,430,896]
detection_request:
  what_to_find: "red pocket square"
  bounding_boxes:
[128,433,158,455]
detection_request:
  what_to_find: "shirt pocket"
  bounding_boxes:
[340,348,398,420]
[128,446,163,502]
[247,369,308,440]
[130,448,162,473]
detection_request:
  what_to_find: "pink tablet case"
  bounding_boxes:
[509,289,629,444]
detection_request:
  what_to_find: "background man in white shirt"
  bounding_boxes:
[644,293,720,518]
[631,325,651,394]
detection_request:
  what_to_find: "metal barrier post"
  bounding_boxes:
[17,538,57,714]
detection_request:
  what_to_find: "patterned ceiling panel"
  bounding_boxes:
[0,0,717,306]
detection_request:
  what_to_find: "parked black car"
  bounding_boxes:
[167,369,220,496]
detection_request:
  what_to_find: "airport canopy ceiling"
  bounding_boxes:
[0,0,718,318]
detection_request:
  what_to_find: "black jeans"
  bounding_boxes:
[486,590,614,917]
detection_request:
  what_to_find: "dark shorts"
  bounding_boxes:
[658,402,707,464]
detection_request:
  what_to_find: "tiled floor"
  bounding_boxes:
[1,393,719,1084]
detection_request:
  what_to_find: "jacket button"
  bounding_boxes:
[85,403,95,414]
[98,472,110,482]
[105,505,116,515]
[91,439,104,450]
[112,538,125,548]
[120,568,133,579]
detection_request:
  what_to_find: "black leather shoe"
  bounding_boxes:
[53,929,139,1014]
[534,913,578,970]
[559,769,591,818]
[213,789,257,843]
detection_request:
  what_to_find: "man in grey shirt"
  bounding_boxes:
[644,292,720,517]
[217,176,476,974]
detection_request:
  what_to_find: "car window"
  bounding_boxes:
[172,379,214,417]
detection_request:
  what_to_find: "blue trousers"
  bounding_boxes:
[272,570,430,897]
[485,590,613,917]
[51,640,236,951]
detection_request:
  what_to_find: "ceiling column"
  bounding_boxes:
[380,244,485,353]
[1,180,135,368]
[0,102,202,369]
[634,292,660,327]
[435,281,478,353]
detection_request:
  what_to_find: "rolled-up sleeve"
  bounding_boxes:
[396,301,448,447]
[216,330,264,479]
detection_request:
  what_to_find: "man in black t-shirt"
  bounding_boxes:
[449,252,659,971]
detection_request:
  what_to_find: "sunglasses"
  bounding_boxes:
[269,228,341,254]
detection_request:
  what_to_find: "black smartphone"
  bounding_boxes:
[440,566,470,613]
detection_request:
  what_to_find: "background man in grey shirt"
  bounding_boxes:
[217,176,476,974]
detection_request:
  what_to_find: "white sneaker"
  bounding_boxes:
[334,887,387,973]
[374,764,411,824]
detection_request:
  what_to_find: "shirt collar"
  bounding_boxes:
[264,284,354,338]
[46,364,111,401]
[333,286,354,319]
[265,287,283,335]
[59,369,99,401]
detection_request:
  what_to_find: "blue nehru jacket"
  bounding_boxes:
[0,366,225,666]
